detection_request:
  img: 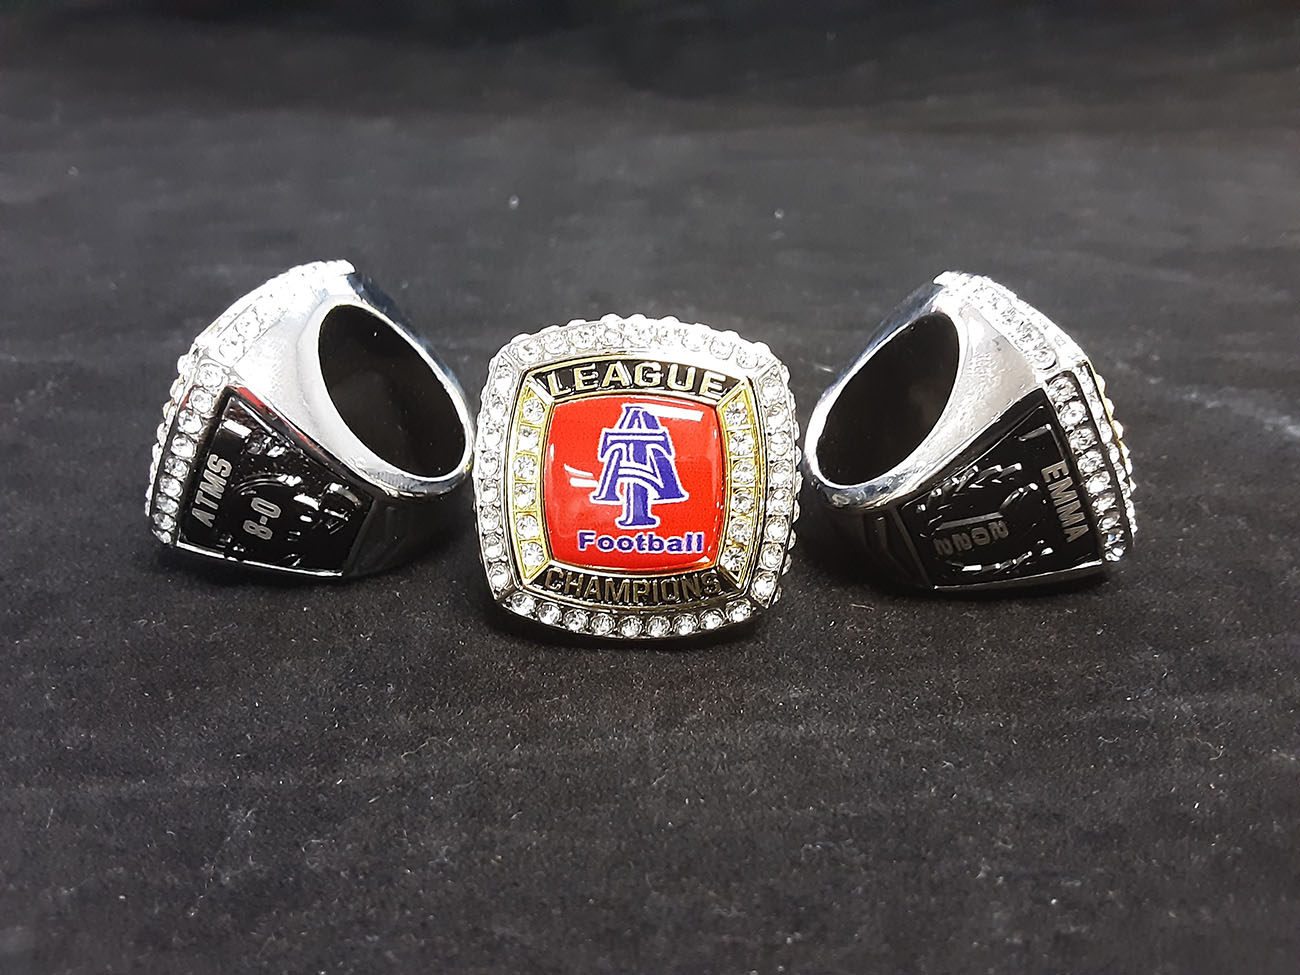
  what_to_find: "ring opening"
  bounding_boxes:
[318,305,465,478]
[817,314,960,485]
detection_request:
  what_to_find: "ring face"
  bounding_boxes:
[147,260,474,577]
[475,316,799,639]
[805,271,1136,592]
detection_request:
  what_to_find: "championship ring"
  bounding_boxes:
[146,260,474,577]
[804,271,1136,591]
[475,315,799,639]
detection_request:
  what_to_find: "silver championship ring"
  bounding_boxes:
[805,271,1136,591]
[145,260,474,577]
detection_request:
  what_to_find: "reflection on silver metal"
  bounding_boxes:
[804,271,1136,591]
[145,260,474,578]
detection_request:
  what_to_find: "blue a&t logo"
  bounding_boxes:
[589,404,689,528]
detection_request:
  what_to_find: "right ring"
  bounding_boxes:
[804,271,1136,592]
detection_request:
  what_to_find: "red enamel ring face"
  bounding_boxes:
[474,315,799,640]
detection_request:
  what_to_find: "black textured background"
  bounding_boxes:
[2,7,1299,973]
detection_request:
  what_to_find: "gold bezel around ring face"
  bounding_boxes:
[474,315,799,641]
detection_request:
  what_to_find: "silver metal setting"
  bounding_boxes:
[146,260,474,577]
[804,271,1136,591]
[474,314,799,640]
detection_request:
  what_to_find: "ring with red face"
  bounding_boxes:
[474,314,799,640]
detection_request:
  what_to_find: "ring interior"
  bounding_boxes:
[318,305,465,479]
[816,313,960,486]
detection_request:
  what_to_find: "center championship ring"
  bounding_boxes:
[474,315,799,640]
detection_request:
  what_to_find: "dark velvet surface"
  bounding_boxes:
[2,10,1299,973]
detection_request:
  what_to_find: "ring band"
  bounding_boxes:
[474,314,799,639]
[804,271,1136,591]
[146,260,474,577]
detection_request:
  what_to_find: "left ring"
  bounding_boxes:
[145,260,474,578]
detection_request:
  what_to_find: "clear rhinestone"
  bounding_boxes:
[1086,474,1111,496]
[521,542,545,568]
[600,322,623,347]
[152,442,162,464]
[478,452,501,475]
[673,614,697,636]
[759,378,783,404]
[729,430,754,455]
[1078,450,1104,475]
[721,546,746,575]
[508,592,536,616]
[1069,428,1096,451]
[765,517,788,541]
[155,420,168,445]
[1059,401,1087,427]
[753,573,776,599]
[1098,421,1113,444]
[766,404,791,430]
[618,617,642,638]
[542,330,568,355]
[590,614,615,636]
[196,363,224,389]
[1098,511,1120,531]
[769,485,791,507]
[483,533,505,560]
[177,353,195,379]
[515,340,540,364]
[479,482,500,506]
[731,491,754,515]
[164,456,189,478]
[515,454,538,478]
[169,376,187,401]
[522,398,545,424]
[1093,491,1117,512]
[517,426,540,452]
[170,436,195,459]
[153,528,174,545]
[189,388,215,415]
[625,320,653,348]
[537,602,562,625]
[234,311,263,338]
[701,610,724,630]
[1108,445,1123,466]
[564,610,589,632]
[515,483,537,507]
[728,517,752,542]
[709,335,732,359]
[646,616,670,638]
[769,457,794,480]
[733,460,756,485]
[1104,529,1126,546]
[724,401,749,427]
[727,601,752,623]
[1048,376,1075,403]
[769,432,792,457]
[1105,544,1126,562]
[480,507,501,531]
[218,335,245,361]
[517,514,541,538]
[760,543,784,570]
[488,563,510,590]
[1027,345,1057,370]
[480,426,503,449]
[152,511,175,531]
[680,326,705,351]
[159,476,182,498]
[155,495,179,516]
[735,346,759,369]
[177,410,202,435]
[570,325,594,349]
